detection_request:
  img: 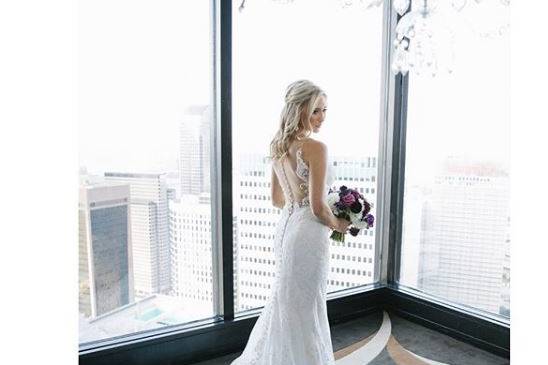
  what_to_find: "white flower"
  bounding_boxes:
[348,212,359,224]
[327,192,339,209]
[353,220,369,229]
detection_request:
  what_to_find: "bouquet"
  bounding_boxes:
[327,185,375,242]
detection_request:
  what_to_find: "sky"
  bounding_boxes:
[78,0,210,174]
[78,0,510,178]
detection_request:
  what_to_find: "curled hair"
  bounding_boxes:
[268,80,326,161]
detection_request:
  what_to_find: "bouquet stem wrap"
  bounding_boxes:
[330,230,346,242]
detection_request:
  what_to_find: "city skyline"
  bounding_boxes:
[79,144,510,344]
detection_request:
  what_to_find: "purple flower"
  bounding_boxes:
[365,214,375,227]
[342,193,356,206]
[350,201,362,214]
[361,200,371,215]
[349,227,360,236]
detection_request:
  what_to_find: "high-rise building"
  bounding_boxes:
[234,154,278,311]
[169,193,239,312]
[167,188,177,202]
[166,171,180,202]
[169,194,212,309]
[179,105,211,195]
[79,183,134,318]
[104,172,170,298]
[417,157,510,314]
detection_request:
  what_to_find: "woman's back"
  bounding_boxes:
[272,138,313,210]
[272,137,334,213]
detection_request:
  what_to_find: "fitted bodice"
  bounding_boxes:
[273,142,334,213]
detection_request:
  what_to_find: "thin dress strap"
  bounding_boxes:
[278,157,297,215]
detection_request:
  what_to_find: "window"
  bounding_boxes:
[399,1,510,318]
[79,0,215,344]
[232,0,384,312]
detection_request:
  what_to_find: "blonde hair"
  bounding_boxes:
[268,80,326,161]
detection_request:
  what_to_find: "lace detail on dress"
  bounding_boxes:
[277,144,334,214]
[278,157,309,216]
[296,148,309,181]
[294,147,310,209]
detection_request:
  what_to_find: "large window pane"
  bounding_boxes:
[399,2,510,318]
[78,0,216,344]
[232,0,384,313]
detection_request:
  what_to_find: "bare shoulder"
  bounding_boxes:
[302,138,327,151]
[301,138,327,163]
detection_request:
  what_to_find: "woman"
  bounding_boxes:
[230,80,350,365]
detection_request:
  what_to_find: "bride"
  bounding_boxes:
[230,80,351,365]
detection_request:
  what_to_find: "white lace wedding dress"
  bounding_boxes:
[231,141,336,365]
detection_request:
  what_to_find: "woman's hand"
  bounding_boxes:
[333,217,351,234]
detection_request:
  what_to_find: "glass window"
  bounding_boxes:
[79,0,216,344]
[232,0,384,313]
[399,1,510,318]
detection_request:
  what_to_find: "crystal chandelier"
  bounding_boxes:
[391,0,455,76]
[392,0,510,76]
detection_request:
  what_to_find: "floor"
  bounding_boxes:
[191,310,509,365]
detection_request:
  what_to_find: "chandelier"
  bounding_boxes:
[391,0,510,76]
[391,0,454,76]
[238,0,510,77]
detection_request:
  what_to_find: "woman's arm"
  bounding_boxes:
[271,165,285,209]
[305,141,341,230]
